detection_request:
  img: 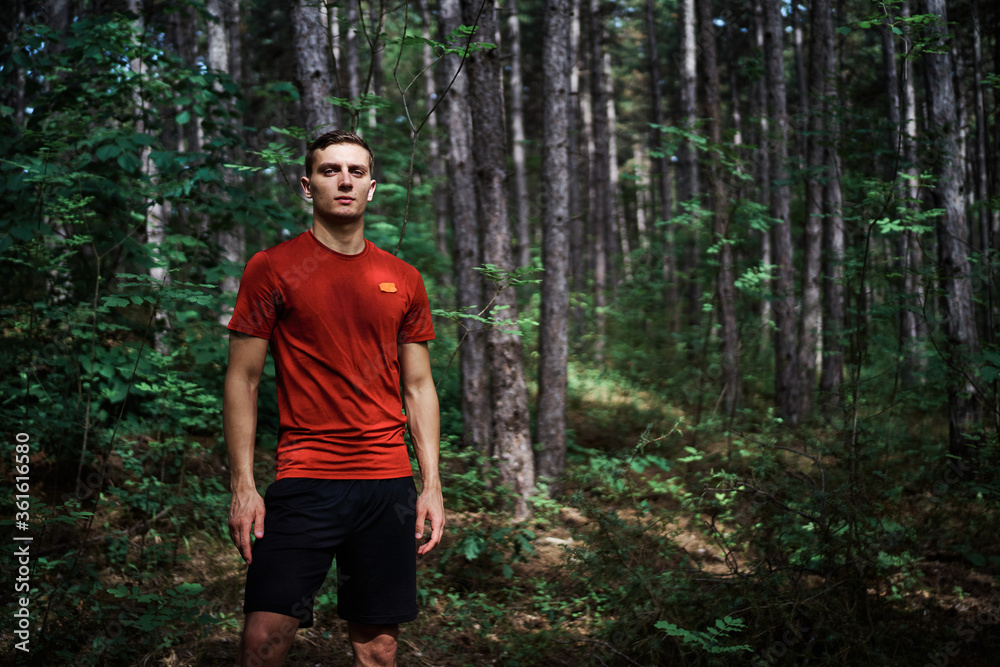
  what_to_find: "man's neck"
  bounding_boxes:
[311,219,366,255]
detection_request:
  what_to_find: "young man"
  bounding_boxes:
[224,130,445,667]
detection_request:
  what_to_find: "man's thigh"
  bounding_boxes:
[335,477,418,625]
[243,478,353,627]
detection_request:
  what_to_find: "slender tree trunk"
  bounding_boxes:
[900,0,926,356]
[324,2,343,129]
[589,0,608,359]
[507,0,531,270]
[971,0,993,363]
[753,0,772,353]
[698,0,740,415]
[798,0,831,418]
[634,144,651,253]
[923,0,982,463]
[678,0,698,204]
[820,5,845,403]
[568,0,583,297]
[345,0,362,129]
[367,0,384,131]
[536,0,571,487]
[419,0,447,259]
[207,0,245,327]
[441,0,490,454]
[645,0,670,226]
[290,0,335,133]
[461,0,535,517]
[764,0,799,423]
[604,51,630,282]
[577,5,594,337]
[792,0,808,161]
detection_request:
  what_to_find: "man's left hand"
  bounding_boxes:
[415,485,445,555]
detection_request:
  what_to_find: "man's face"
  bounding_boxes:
[300,143,376,223]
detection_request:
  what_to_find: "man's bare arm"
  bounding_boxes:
[224,331,269,563]
[399,341,445,555]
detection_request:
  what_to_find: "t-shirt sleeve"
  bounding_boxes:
[398,271,435,344]
[228,252,281,340]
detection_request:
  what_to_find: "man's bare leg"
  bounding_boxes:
[240,611,300,667]
[348,622,399,667]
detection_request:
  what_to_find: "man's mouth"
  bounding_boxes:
[336,197,354,204]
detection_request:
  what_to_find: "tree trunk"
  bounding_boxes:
[442,0,490,455]
[604,51,630,283]
[971,0,993,359]
[900,0,927,361]
[698,0,740,416]
[792,0,808,161]
[507,0,531,270]
[922,0,982,463]
[419,0,448,259]
[536,0,571,487]
[290,0,335,133]
[324,2,343,129]
[678,0,698,204]
[753,0,772,354]
[207,0,245,328]
[589,0,609,360]
[345,0,362,129]
[764,0,799,423]
[367,0,384,131]
[569,0,584,303]
[461,0,535,518]
[798,0,831,418]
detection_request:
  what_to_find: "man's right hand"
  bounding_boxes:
[228,489,265,564]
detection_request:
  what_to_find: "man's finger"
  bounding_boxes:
[414,503,428,540]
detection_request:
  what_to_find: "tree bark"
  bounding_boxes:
[207,0,244,328]
[461,0,535,517]
[764,0,799,423]
[698,0,740,416]
[922,0,982,462]
[507,0,531,270]
[419,0,448,259]
[589,0,609,360]
[345,0,362,129]
[798,0,831,418]
[752,0,772,354]
[678,0,698,204]
[536,0,571,487]
[290,0,335,133]
[442,0,490,455]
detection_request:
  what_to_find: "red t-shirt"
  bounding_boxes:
[227,231,435,480]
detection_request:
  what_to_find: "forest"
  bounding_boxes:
[1,0,998,664]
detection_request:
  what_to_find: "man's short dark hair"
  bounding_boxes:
[305,130,375,177]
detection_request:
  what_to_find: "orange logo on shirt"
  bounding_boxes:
[379,283,397,293]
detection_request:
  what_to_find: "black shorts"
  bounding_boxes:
[243,476,418,627]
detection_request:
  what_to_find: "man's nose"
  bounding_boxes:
[337,171,352,188]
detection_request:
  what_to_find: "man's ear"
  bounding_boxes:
[301,176,312,198]
[367,181,376,202]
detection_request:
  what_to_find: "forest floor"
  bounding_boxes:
[7,381,999,666]
[154,392,1000,667]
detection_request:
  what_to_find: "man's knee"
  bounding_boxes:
[349,623,399,666]
[241,612,299,666]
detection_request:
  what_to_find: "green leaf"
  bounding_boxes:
[177,110,191,125]
[96,144,122,161]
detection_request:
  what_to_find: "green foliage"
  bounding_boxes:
[656,616,752,656]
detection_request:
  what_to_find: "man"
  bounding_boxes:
[224,130,445,667]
